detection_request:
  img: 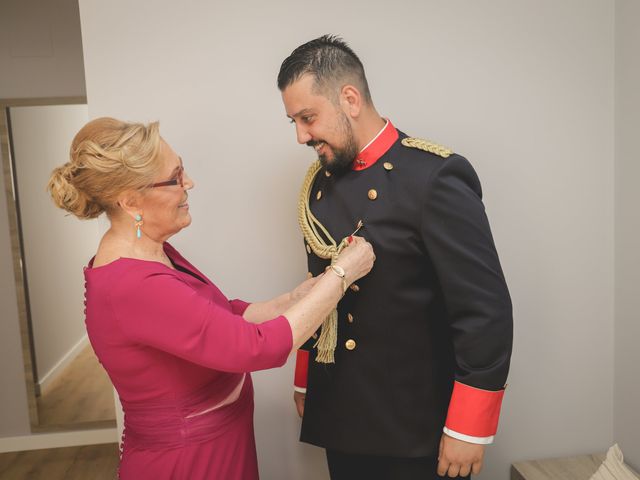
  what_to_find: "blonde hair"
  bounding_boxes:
[47,117,162,219]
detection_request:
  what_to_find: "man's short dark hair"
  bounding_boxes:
[277,34,372,104]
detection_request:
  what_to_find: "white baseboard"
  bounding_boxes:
[38,335,90,393]
[0,428,117,453]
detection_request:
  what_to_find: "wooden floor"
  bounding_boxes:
[512,452,640,480]
[37,345,116,429]
[0,443,119,480]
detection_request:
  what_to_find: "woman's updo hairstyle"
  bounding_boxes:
[47,117,162,219]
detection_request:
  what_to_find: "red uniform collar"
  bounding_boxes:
[352,119,399,171]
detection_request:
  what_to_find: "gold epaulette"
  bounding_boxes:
[401,137,453,158]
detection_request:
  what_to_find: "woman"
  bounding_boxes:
[47,117,374,480]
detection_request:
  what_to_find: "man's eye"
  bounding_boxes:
[302,116,313,123]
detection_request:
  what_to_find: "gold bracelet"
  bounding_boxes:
[326,265,347,295]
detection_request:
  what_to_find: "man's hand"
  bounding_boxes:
[293,391,305,417]
[437,433,485,478]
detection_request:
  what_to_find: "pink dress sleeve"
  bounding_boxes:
[110,268,292,373]
[229,299,251,316]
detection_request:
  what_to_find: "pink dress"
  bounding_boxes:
[84,243,292,479]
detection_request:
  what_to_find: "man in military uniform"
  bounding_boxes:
[277,35,513,479]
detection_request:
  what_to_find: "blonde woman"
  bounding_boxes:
[48,117,374,480]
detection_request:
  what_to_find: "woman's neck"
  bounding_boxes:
[94,219,172,268]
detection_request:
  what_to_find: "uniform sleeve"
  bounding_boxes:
[293,349,309,393]
[420,154,513,442]
[111,270,293,373]
[292,328,319,392]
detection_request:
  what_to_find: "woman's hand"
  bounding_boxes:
[283,236,375,351]
[334,236,375,286]
[291,236,374,302]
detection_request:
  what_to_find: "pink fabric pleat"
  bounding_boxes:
[119,375,259,480]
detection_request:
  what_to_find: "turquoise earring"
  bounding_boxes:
[134,214,143,239]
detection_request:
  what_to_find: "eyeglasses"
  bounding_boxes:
[150,158,184,188]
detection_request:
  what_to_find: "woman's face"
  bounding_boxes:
[139,139,194,241]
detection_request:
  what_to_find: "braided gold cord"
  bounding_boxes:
[297,161,349,363]
[401,137,453,158]
[299,161,339,258]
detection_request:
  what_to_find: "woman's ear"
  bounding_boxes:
[117,190,144,220]
[340,84,362,119]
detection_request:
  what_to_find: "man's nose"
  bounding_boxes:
[295,125,312,145]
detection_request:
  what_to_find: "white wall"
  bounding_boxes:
[9,104,97,387]
[78,1,615,479]
[0,0,86,99]
[614,0,640,471]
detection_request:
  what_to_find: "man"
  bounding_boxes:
[277,35,513,479]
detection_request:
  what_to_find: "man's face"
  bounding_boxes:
[281,74,358,173]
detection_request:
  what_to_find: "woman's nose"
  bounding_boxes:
[183,171,195,190]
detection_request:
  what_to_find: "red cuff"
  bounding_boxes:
[294,349,309,389]
[444,381,505,438]
[229,299,250,316]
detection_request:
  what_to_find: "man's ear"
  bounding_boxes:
[340,84,362,119]
[117,190,144,220]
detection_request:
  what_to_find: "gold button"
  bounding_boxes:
[347,313,354,323]
[383,162,394,171]
[350,283,360,292]
[306,244,311,254]
[312,333,318,340]
[325,170,332,177]
[316,190,322,200]
[368,189,378,200]
[345,339,356,350]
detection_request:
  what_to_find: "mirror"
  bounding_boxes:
[1,97,116,433]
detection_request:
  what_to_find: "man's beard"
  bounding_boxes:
[308,114,358,174]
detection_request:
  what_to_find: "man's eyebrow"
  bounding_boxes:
[287,108,314,119]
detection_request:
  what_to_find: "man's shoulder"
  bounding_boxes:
[390,131,460,173]
[386,132,481,194]
[399,135,454,159]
